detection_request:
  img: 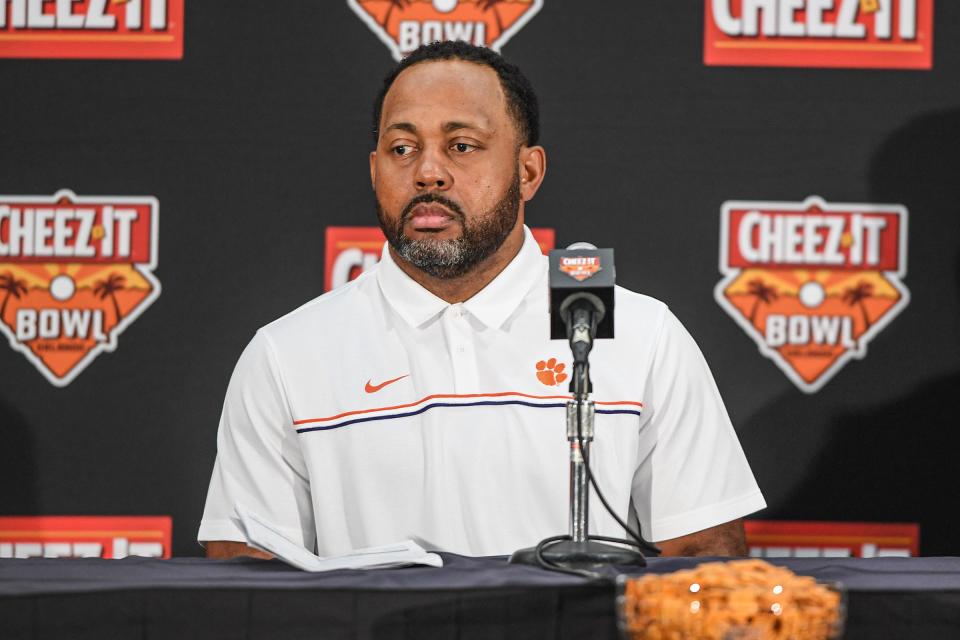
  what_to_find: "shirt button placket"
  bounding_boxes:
[445,304,478,393]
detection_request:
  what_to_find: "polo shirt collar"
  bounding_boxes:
[377,225,544,330]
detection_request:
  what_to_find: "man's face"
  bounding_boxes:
[371,59,525,279]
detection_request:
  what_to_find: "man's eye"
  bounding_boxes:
[452,142,477,153]
[392,145,414,157]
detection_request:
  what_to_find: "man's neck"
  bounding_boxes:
[389,226,525,304]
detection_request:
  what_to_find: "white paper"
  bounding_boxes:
[234,504,443,572]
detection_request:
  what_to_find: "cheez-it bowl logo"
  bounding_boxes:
[715,197,909,393]
[348,0,543,61]
[0,190,160,387]
[559,255,601,282]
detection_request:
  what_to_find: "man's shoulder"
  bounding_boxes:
[614,284,669,325]
[259,268,382,344]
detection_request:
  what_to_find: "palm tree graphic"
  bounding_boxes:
[382,0,411,28]
[0,271,28,319]
[479,0,505,32]
[843,281,874,331]
[94,273,126,324]
[746,278,778,323]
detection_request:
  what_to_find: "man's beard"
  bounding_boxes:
[376,173,521,280]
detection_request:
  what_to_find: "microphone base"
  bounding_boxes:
[509,539,647,570]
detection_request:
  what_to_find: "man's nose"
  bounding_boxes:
[414,148,453,191]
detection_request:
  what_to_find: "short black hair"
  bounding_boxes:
[372,41,540,148]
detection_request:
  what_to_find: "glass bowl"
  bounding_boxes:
[615,560,846,640]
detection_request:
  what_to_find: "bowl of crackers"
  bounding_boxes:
[617,559,845,640]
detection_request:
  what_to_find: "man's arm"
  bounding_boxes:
[205,540,274,560]
[197,332,316,557]
[634,308,765,557]
[655,518,747,557]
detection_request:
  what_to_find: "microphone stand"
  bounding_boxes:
[510,306,647,570]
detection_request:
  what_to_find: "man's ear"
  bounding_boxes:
[369,151,378,190]
[518,146,546,202]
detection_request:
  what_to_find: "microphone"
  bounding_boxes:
[549,244,615,361]
[509,242,649,571]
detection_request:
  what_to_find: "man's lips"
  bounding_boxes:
[407,204,457,230]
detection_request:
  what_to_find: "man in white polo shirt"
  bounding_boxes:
[199,41,765,559]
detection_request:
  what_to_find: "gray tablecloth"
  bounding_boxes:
[2,554,959,639]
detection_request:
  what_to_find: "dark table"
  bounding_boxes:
[2,554,960,639]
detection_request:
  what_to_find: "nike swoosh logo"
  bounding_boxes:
[364,374,409,394]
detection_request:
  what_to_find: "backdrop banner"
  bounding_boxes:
[1,1,957,557]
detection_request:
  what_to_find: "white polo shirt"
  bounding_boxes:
[199,226,765,556]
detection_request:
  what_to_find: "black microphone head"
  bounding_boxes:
[559,292,606,328]
[549,247,615,340]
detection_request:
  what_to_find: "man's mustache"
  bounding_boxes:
[400,193,466,225]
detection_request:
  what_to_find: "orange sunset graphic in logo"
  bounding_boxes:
[349,0,542,60]
[721,269,903,388]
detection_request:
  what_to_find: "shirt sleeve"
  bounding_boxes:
[197,329,316,550]
[632,309,766,542]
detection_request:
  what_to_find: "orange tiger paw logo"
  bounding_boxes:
[536,358,568,386]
